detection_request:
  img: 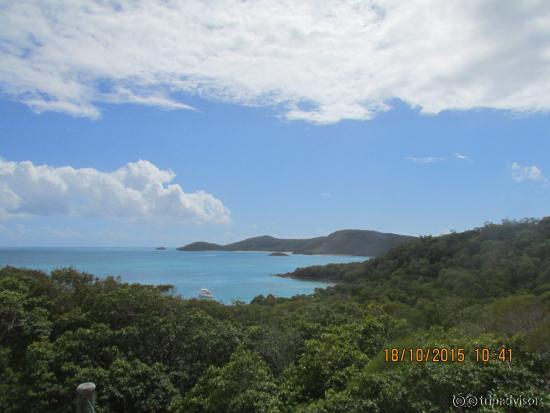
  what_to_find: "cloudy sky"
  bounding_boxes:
[1,0,549,246]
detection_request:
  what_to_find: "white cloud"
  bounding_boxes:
[320,192,332,198]
[511,162,548,183]
[1,1,550,123]
[406,156,446,164]
[454,152,470,161]
[406,153,473,163]
[0,157,230,223]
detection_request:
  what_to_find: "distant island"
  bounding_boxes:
[156,247,167,250]
[178,229,415,256]
[269,252,289,256]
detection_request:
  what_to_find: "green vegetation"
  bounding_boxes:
[178,229,415,256]
[1,219,549,412]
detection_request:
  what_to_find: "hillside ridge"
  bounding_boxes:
[178,229,415,256]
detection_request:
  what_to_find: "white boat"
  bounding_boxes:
[198,288,213,300]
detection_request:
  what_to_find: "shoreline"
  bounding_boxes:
[179,249,369,258]
[274,272,338,285]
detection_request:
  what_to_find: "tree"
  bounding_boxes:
[175,347,281,413]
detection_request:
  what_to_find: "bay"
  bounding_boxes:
[0,247,366,303]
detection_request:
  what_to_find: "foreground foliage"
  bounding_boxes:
[1,218,549,412]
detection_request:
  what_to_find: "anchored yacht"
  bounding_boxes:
[198,288,213,300]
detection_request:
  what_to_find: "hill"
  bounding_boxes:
[279,218,550,292]
[1,218,548,412]
[178,229,415,256]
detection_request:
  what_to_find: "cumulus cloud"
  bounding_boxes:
[0,157,230,223]
[1,1,549,123]
[406,156,446,164]
[511,162,548,184]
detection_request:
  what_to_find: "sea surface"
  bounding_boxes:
[0,248,366,303]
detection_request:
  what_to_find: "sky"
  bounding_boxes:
[0,0,549,247]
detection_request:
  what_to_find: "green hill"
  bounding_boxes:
[178,229,415,256]
[1,218,548,412]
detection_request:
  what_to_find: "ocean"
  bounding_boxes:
[0,247,366,303]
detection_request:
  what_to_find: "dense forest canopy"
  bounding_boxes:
[1,218,549,412]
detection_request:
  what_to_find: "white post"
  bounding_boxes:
[76,382,96,413]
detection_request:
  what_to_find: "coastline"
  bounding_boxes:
[274,272,338,285]
[179,249,368,258]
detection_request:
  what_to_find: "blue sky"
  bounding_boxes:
[1,1,549,246]
[1,97,549,247]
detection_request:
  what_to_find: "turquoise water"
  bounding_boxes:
[0,248,366,303]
